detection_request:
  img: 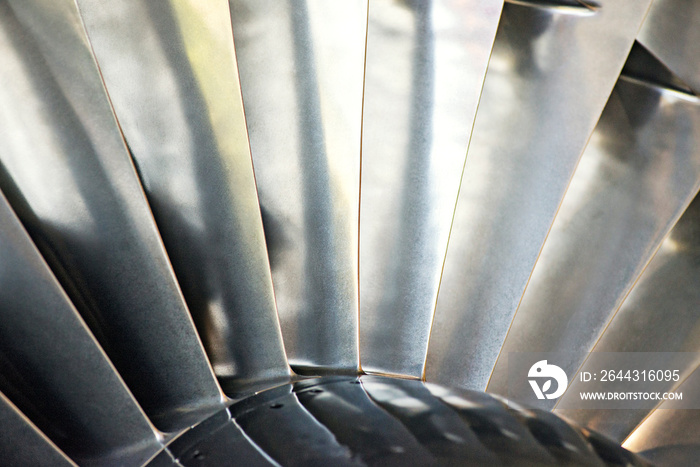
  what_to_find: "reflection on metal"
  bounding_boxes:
[423,383,557,463]
[506,0,600,16]
[0,190,160,465]
[0,0,223,432]
[487,56,700,405]
[619,42,699,102]
[361,377,500,463]
[215,376,650,465]
[557,196,700,441]
[636,445,700,467]
[75,0,291,393]
[637,0,700,95]
[229,0,366,373]
[0,391,76,466]
[424,0,652,390]
[297,378,436,464]
[233,387,360,465]
[623,366,700,453]
[359,0,504,377]
[166,406,277,466]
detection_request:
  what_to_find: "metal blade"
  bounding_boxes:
[487,47,700,404]
[622,368,700,454]
[555,195,700,441]
[0,392,75,467]
[74,0,290,394]
[359,0,504,377]
[0,0,224,431]
[637,0,700,95]
[228,0,367,374]
[424,0,653,390]
[0,191,160,465]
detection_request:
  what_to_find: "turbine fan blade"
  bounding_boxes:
[623,363,700,456]
[0,0,223,433]
[0,189,160,465]
[0,392,75,467]
[0,0,697,464]
[556,195,700,441]
[228,0,367,374]
[637,0,700,96]
[74,0,291,395]
[424,0,653,390]
[487,41,700,407]
[359,0,503,378]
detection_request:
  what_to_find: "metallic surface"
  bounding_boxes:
[487,61,700,403]
[428,381,650,466]
[145,450,180,467]
[75,0,290,392]
[638,445,700,467]
[505,0,600,16]
[297,378,436,464]
[424,0,653,389]
[0,190,160,465]
[557,195,700,441]
[233,385,363,466]
[637,0,700,95]
[0,2,697,463]
[424,384,556,463]
[155,376,651,466]
[0,0,223,432]
[229,0,366,373]
[0,391,76,466]
[360,377,500,463]
[166,407,276,466]
[359,0,504,377]
[623,366,700,454]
